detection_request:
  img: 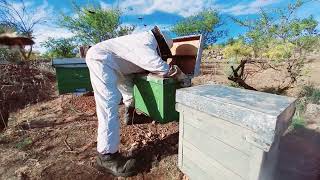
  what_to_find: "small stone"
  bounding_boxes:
[306,123,318,130]
[64,115,79,122]
[306,103,320,113]
[305,103,320,121]
[142,140,147,145]
[160,133,166,139]
[131,142,139,148]
[146,132,152,138]
[183,174,189,180]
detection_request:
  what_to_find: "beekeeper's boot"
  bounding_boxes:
[124,106,134,125]
[96,152,137,177]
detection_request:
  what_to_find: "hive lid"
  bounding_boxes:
[170,34,204,78]
[134,74,177,85]
[176,84,296,151]
[52,58,87,67]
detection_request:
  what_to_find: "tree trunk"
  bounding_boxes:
[228,60,257,91]
[19,45,33,61]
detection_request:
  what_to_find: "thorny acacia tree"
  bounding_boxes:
[224,0,319,92]
[172,10,225,45]
[59,3,134,45]
[0,0,46,60]
[41,38,77,59]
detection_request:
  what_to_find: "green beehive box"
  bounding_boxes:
[52,58,93,94]
[133,75,180,123]
[133,34,204,123]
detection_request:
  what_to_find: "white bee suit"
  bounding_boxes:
[86,31,170,154]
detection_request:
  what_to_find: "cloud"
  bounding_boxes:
[99,0,278,17]
[33,25,74,53]
[222,0,279,15]
[100,1,112,10]
[9,0,73,53]
[113,0,220,17]
[3,0,51,29]
[132,23,172,34]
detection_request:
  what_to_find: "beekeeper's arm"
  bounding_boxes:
[115,44,170,76]
[129,46,188,80]
[115,44,188,83]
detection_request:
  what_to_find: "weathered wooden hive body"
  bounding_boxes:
[176,84,296,180]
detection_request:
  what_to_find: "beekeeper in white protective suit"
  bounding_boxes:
[85,26,188,177]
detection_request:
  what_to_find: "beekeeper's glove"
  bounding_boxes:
[167,65,191,87]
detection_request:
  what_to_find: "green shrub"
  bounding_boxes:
[292,112,306,128]
[291,85,320,129]
[14,137,32,149]
[300,85,320,104]
[0,47,22,62]
[291,99,306,129]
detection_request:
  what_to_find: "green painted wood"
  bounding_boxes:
[55,67,93,94]
[133,75,179,123]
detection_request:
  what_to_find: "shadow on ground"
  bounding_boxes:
[131,132,179,174]
[276,127,320,180]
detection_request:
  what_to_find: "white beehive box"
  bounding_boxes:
[176,85,296,180]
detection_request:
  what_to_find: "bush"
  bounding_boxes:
[292,112,306,128]
[41,38,77,59]
[291,85,320,129]
[222,40,253,61]
[300,85,320,104]
[226,1,319,91]
[291,99,307,129]
[0,47,22,62]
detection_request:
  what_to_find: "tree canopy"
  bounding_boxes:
[41,38,77,59]
[224,0,319,91]
[172,10,224,45]
[59,4,134,45]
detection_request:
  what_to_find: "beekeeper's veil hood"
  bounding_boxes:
[162,32,173,49]
[151,26,173,60]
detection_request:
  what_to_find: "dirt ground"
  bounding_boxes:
[1,55,320,180]
[0,94,183,180]
[0,63,55,131]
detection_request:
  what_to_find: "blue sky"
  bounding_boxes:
[11,0,320,52]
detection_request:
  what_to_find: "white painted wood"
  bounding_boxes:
[249,139,280,180]
[178,112,184,168]
[179,104,257,155]
[183,140,244,180]
[183,122,250,178]
[181,156,212,180]
[176,84,296,149]
[176,84,296,180]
